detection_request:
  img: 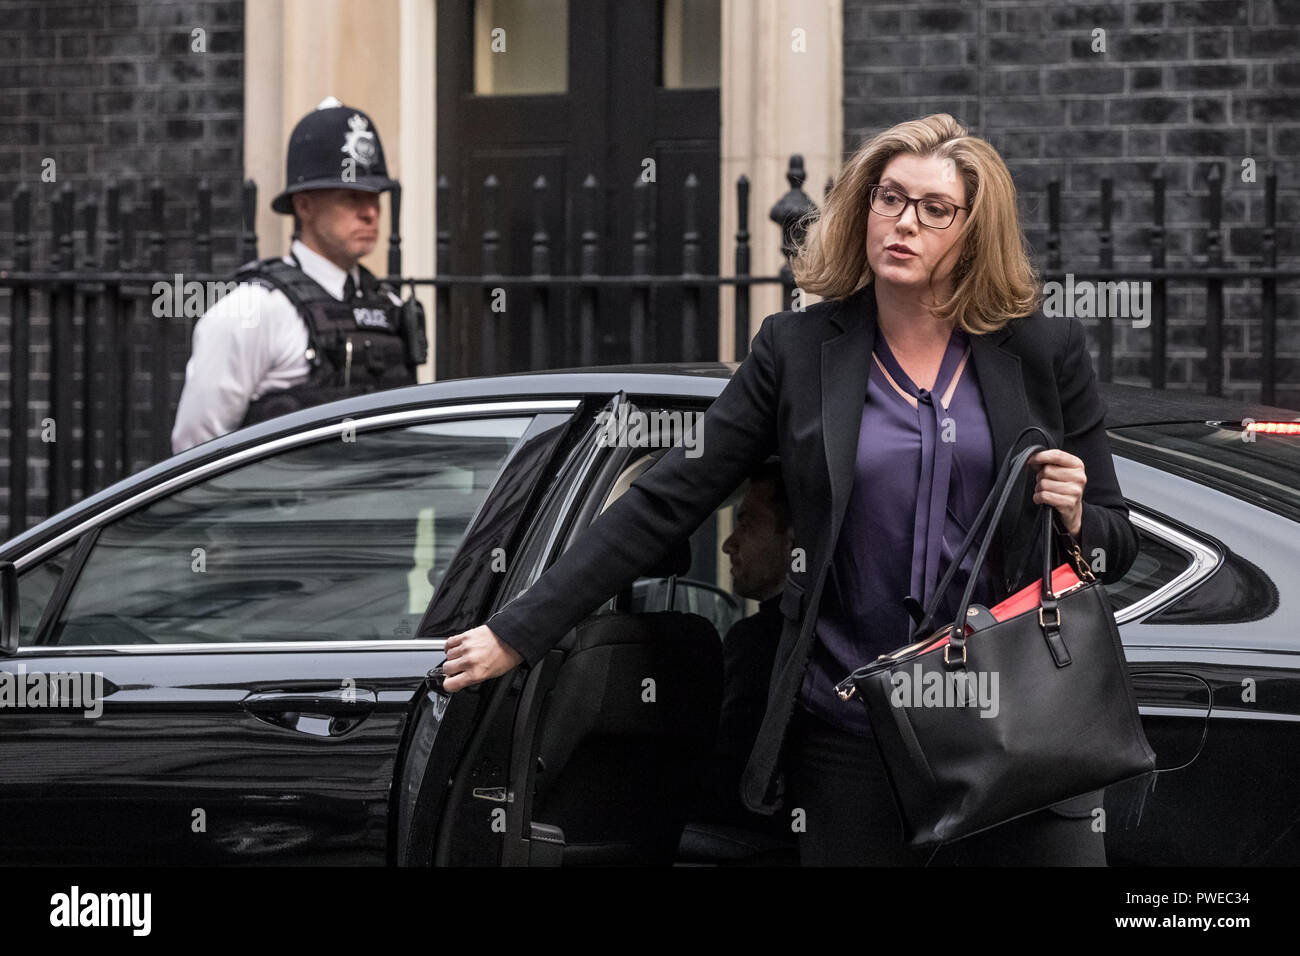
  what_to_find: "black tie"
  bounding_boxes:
[342,275,357,301]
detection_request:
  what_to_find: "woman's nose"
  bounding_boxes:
[895,202,921,232]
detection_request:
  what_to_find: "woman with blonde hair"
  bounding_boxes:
[440,113,1138,866]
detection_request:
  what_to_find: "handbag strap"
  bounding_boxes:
[910,424,1057,640]
[945,481,1071,670]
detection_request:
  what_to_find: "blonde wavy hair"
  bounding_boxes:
[790,114,1040,333]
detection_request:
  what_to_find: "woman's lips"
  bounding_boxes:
[886,244,917,258]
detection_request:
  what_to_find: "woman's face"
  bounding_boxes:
[865,152,970,295]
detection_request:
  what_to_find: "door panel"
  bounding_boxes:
[1105,654,1300,865]
[1108,457,1300,864]
[0,411,577,864]
[0,647,439,864]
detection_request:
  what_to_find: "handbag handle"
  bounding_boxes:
[945,467,1072,670]
[910,425,1057,641]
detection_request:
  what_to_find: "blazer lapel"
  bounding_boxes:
[820,286,876,548]
[819,284,1031,591]
[968,321,1032,579]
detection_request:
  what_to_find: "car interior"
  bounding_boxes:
[509,440,799,866]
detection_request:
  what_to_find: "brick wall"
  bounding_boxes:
[842,0,1300,408]
[0,0,245,534]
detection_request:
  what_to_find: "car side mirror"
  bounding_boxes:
[0,562,19,655]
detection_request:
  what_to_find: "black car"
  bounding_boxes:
[0,366,1297,865]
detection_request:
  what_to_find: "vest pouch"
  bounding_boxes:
[359,335,388,376]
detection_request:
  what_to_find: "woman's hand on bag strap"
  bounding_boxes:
[1027,448,1086,538]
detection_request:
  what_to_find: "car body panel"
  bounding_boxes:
[0,402,581,864]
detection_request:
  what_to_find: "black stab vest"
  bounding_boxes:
[233,254,418,427]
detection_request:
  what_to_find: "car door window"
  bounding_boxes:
[35,417,532,646]
[1101,510,1223,625]
[1103,527,1192,611]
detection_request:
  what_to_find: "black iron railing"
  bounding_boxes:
[0,158,1294,539]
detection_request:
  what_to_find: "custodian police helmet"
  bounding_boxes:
[270,96,399,215]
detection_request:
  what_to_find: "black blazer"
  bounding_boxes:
[487,282,1139,819]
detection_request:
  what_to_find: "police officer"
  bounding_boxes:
[171,97,427,454]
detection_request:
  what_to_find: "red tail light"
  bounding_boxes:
[1244,421,1300,435]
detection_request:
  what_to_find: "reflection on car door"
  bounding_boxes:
[0,406,576,864]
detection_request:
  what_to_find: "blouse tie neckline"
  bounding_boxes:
[872,326,972,619]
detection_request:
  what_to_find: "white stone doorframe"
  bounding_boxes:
[720,0,843,360]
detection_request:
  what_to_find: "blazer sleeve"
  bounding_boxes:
[1055,314,1139,584]
[484,312,783,667]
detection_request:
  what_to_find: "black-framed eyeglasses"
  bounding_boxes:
[867,183,968,229]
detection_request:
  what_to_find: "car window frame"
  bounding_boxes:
[490,392,653,616]
[10,400,581,656]
[491,411,611,609]
[553,395,715,549]
[555,395,742,618]
[1110,503,1222,627]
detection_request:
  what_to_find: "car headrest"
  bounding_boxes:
[646,537,691,579]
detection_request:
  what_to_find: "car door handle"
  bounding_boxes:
[242,688,378,716]
[242,688,378,737]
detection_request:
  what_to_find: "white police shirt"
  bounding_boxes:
[170,239,400,454]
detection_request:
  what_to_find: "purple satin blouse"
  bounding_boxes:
[798,324,1001,736]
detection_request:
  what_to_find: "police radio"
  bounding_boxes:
[398,294,428,368]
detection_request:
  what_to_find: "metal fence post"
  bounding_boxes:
[769,154,816,313]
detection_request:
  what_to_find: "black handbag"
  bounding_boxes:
[833,426,1157,849]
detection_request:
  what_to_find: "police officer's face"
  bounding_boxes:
[293,189,381,267]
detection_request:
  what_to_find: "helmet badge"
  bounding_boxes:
[342,114,377,170]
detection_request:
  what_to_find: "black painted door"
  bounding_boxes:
[436,0,720,377]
